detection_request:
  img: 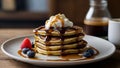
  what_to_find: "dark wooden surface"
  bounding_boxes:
[0,28,120,68]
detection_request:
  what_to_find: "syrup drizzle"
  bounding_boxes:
[58,27,66,55]
[45,27,53,51]
[44,14,67,55]
[50,15,64,28]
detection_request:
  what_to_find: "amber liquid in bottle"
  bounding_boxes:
[84,0,111,37]
[84,18,108,36]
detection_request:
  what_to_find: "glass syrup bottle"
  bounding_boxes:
[84,0,111,37]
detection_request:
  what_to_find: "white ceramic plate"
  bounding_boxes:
[1,35,115,67]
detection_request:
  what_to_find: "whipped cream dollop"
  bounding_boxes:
[45,14,73,30]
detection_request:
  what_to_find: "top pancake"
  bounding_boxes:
[33,26,84,36]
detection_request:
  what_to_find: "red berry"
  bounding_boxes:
[20,38,32,49]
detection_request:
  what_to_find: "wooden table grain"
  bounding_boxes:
[0,28,120,68]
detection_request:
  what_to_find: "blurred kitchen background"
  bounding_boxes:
[0,0,120,28]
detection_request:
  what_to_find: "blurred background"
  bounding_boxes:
[0,0,120,28]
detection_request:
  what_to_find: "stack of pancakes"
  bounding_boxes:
[33,26,87,56]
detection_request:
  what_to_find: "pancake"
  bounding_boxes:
[33,26,84,36]
[35,40,87,51]
[36,47,80,55]
[35,45,90,56]
[34,35,84,45]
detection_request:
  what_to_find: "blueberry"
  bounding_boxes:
[32,42,34,48]
[83,52,92,58]
[86,48,94,55]
[27,50,35,58]
[22,48,30,54]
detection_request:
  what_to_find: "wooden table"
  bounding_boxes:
[0,28,120,68]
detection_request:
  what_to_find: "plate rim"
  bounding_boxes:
[1,35,116,65]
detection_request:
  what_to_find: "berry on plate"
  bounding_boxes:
[27,50,35,58]
[22,48,30,54]
[86,48,94,55]
[32,42,34,48]
[20,38,32,49]
[83,48,95,58]
[83,52,92,58]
